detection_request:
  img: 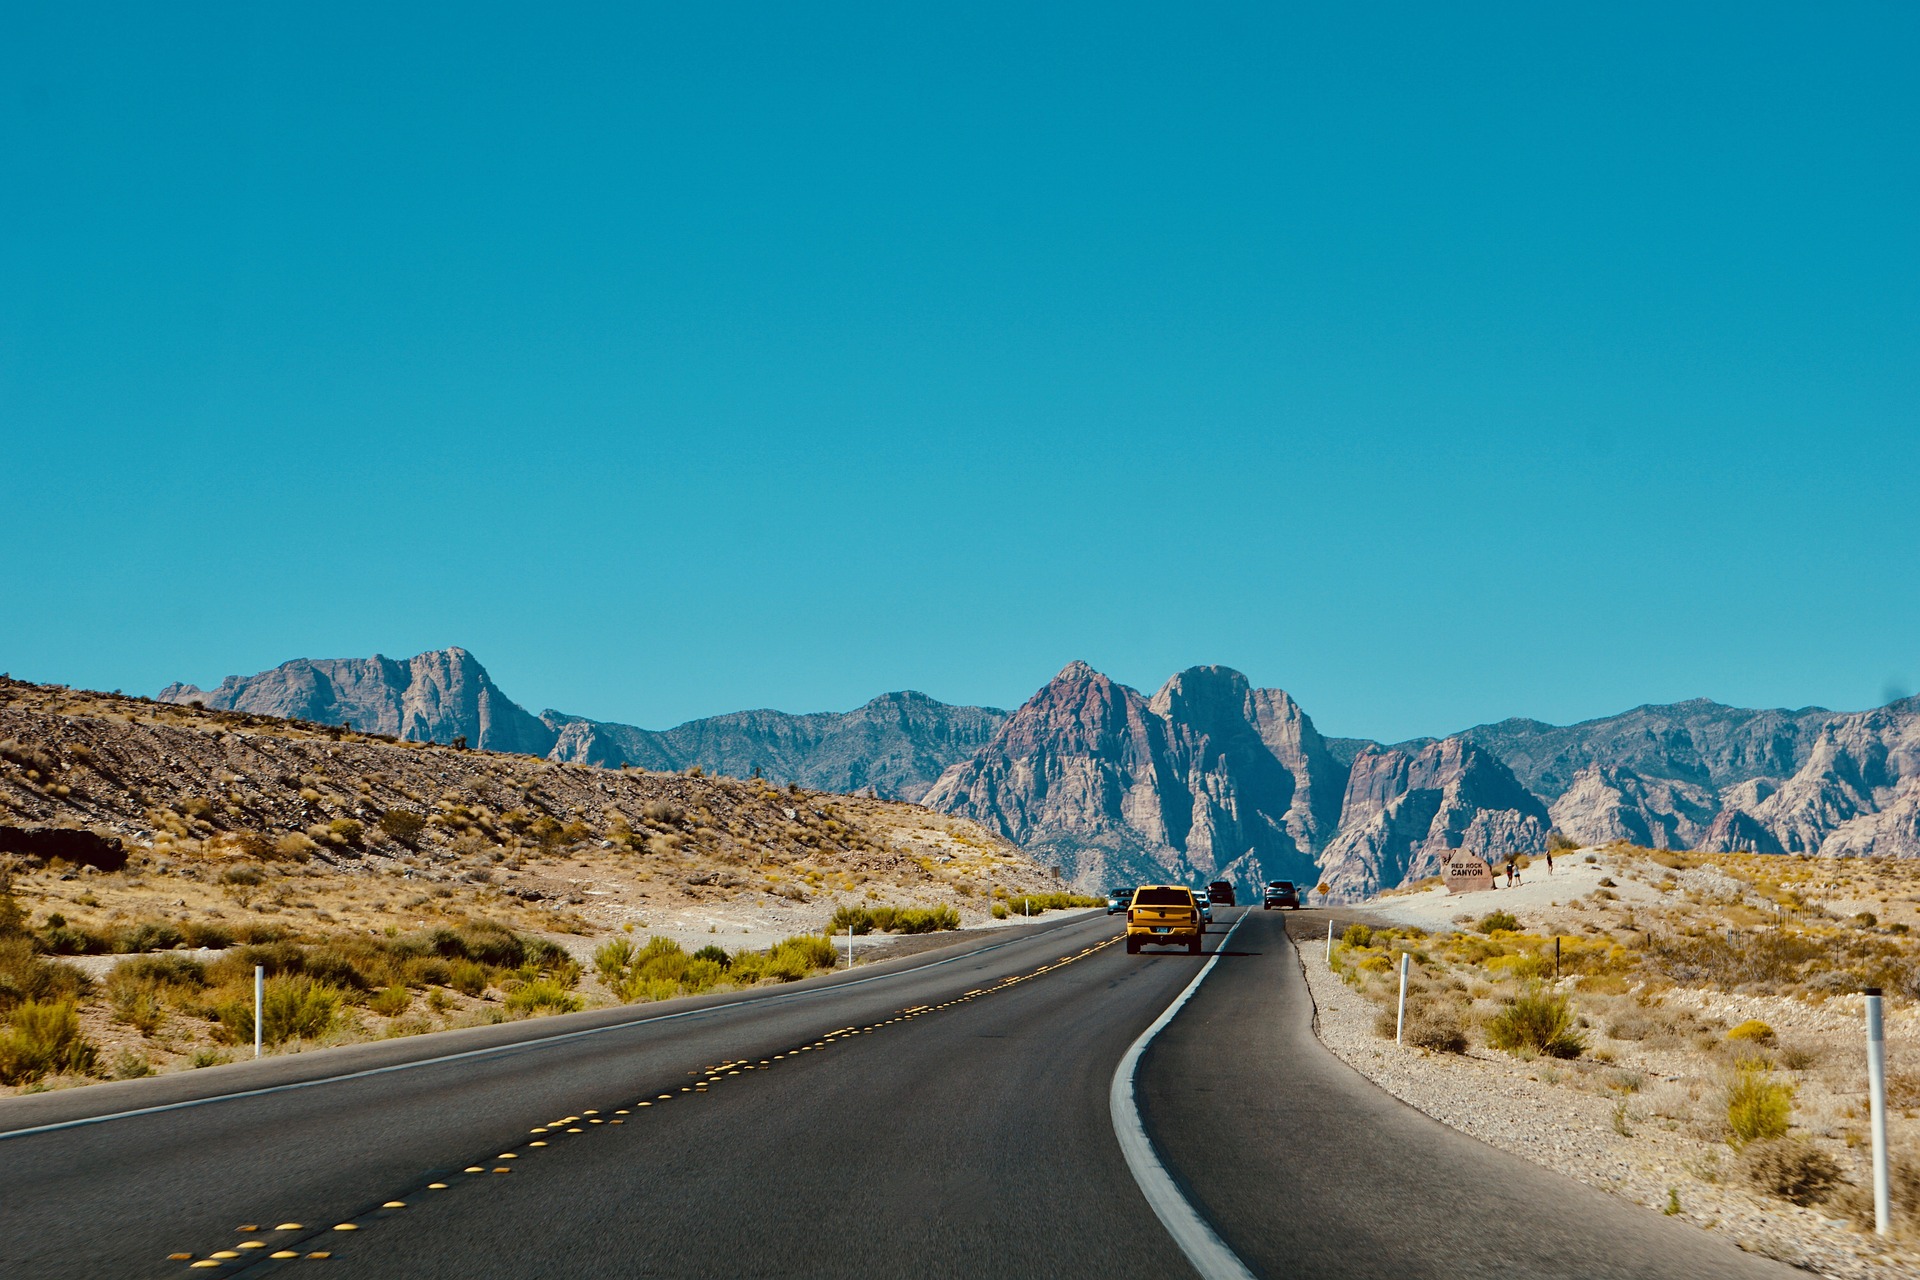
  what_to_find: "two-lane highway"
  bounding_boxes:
[0,908,1796,1278]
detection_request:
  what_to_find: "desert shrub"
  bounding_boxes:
[1341,923,1374,947]
[108,978,166,1035]
[506,979,582,1016]
[112,919,185,953]
[1405,1005,1470,1053]
[0,937,90,1014]
[377,810,427,844]
[368,986,411,1017]
[829,905,875,935]
[594,938,636,985]
[1002,893,1101,917]
[110,1048,155,1080]
[679,958,726,993]
[728,951,770,984]
[692,944,731,967]
[107,954,208,1034]
[1727,1019,1775,1045]
[990,903,1009,919]
[891,906,961,933]
[775,934,837,970]
[219,864,265,886]
[1724,1063,1793,1147]
[0,999,97,1083]
[1739,1137,1841,1205]
[1487,951,1554,980]
[764,950,812,981]
[328,818,364,844]
[273,833,317,860]
[449,959,489,996]
[37,925,101,955]
[216,976,342,1046]
[1478,911,1520,934]
[1487,987,1584,1059]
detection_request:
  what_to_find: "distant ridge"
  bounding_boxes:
[161,649,1004,803]
[160,649,1920,894]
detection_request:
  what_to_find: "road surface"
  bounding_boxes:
[0,909,1792,1278]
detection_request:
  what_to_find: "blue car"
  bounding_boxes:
[1106,889,1131,915]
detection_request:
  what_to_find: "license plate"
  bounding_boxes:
[1152,927,1169,934]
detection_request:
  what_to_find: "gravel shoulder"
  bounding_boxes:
[1289,912,1920,1278]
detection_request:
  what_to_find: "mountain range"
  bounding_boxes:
[160,649,1920,895]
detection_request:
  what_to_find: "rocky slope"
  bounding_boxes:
[923,664,1350,893]
[1699,695,1920,857]
[0,677,1059,938]
[162,651,1004,802]
[1459,699,1834,801]
[162,648,556,755]
[1313,738,1550,899]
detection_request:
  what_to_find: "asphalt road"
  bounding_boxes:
[0,908,1795,1279]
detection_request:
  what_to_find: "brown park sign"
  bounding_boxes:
[1444,853,1493,894]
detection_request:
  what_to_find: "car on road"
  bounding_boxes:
[1263,880,1300,910]
[1206,880,1236,906]
[1125,885,1203,954]
[1105,889,1131,915]
[1196,896,1213,925]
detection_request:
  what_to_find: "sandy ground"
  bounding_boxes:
[1359,851,1663,931]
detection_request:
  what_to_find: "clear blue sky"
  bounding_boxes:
[3,3,1915,743]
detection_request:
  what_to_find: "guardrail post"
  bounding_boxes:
[1395,952,1410,1046]
[1867,987,1891,1235]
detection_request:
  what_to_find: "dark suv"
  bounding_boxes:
[1263,880,1300,910]
[1206,880,1236,906]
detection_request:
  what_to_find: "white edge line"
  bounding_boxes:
[0,914,1102,1142]
[1109,912,1259,1280]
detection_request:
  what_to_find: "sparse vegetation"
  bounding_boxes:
[1738,1137,1841,1205]
[0,998,97,1083]
[1724,1062,1793,1148]
[1486,987,1585,1059]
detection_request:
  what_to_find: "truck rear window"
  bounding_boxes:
[1134,888,1192,906]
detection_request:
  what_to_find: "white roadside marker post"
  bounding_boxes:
[1867,986,1891,1235]
[253,965,264,1059]
[1395,952,1410,1046]
[846,926,854,970]
[1325,919,1333,965]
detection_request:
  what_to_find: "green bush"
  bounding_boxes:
[217,976,342,1047]
[1341,923,1374,948]
[506,980,582,1017]
[1725,1063,1794,1147]
[1478,911,1520,934]
[775,934,837,970]
[692,944,732,967]
[0,937,91,1014]
[0,999,98,1083]
[1487,987,1584,1059]
[449,959,489,996]
[680,958,726,993]
[367,986,411,1017]
[593,938,636,985]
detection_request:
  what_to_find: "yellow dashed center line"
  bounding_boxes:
[166,931,1121,1269]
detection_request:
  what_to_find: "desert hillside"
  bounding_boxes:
[0,676,1082,1092]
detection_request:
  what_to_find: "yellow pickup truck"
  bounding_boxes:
[1125,885,1204,954]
